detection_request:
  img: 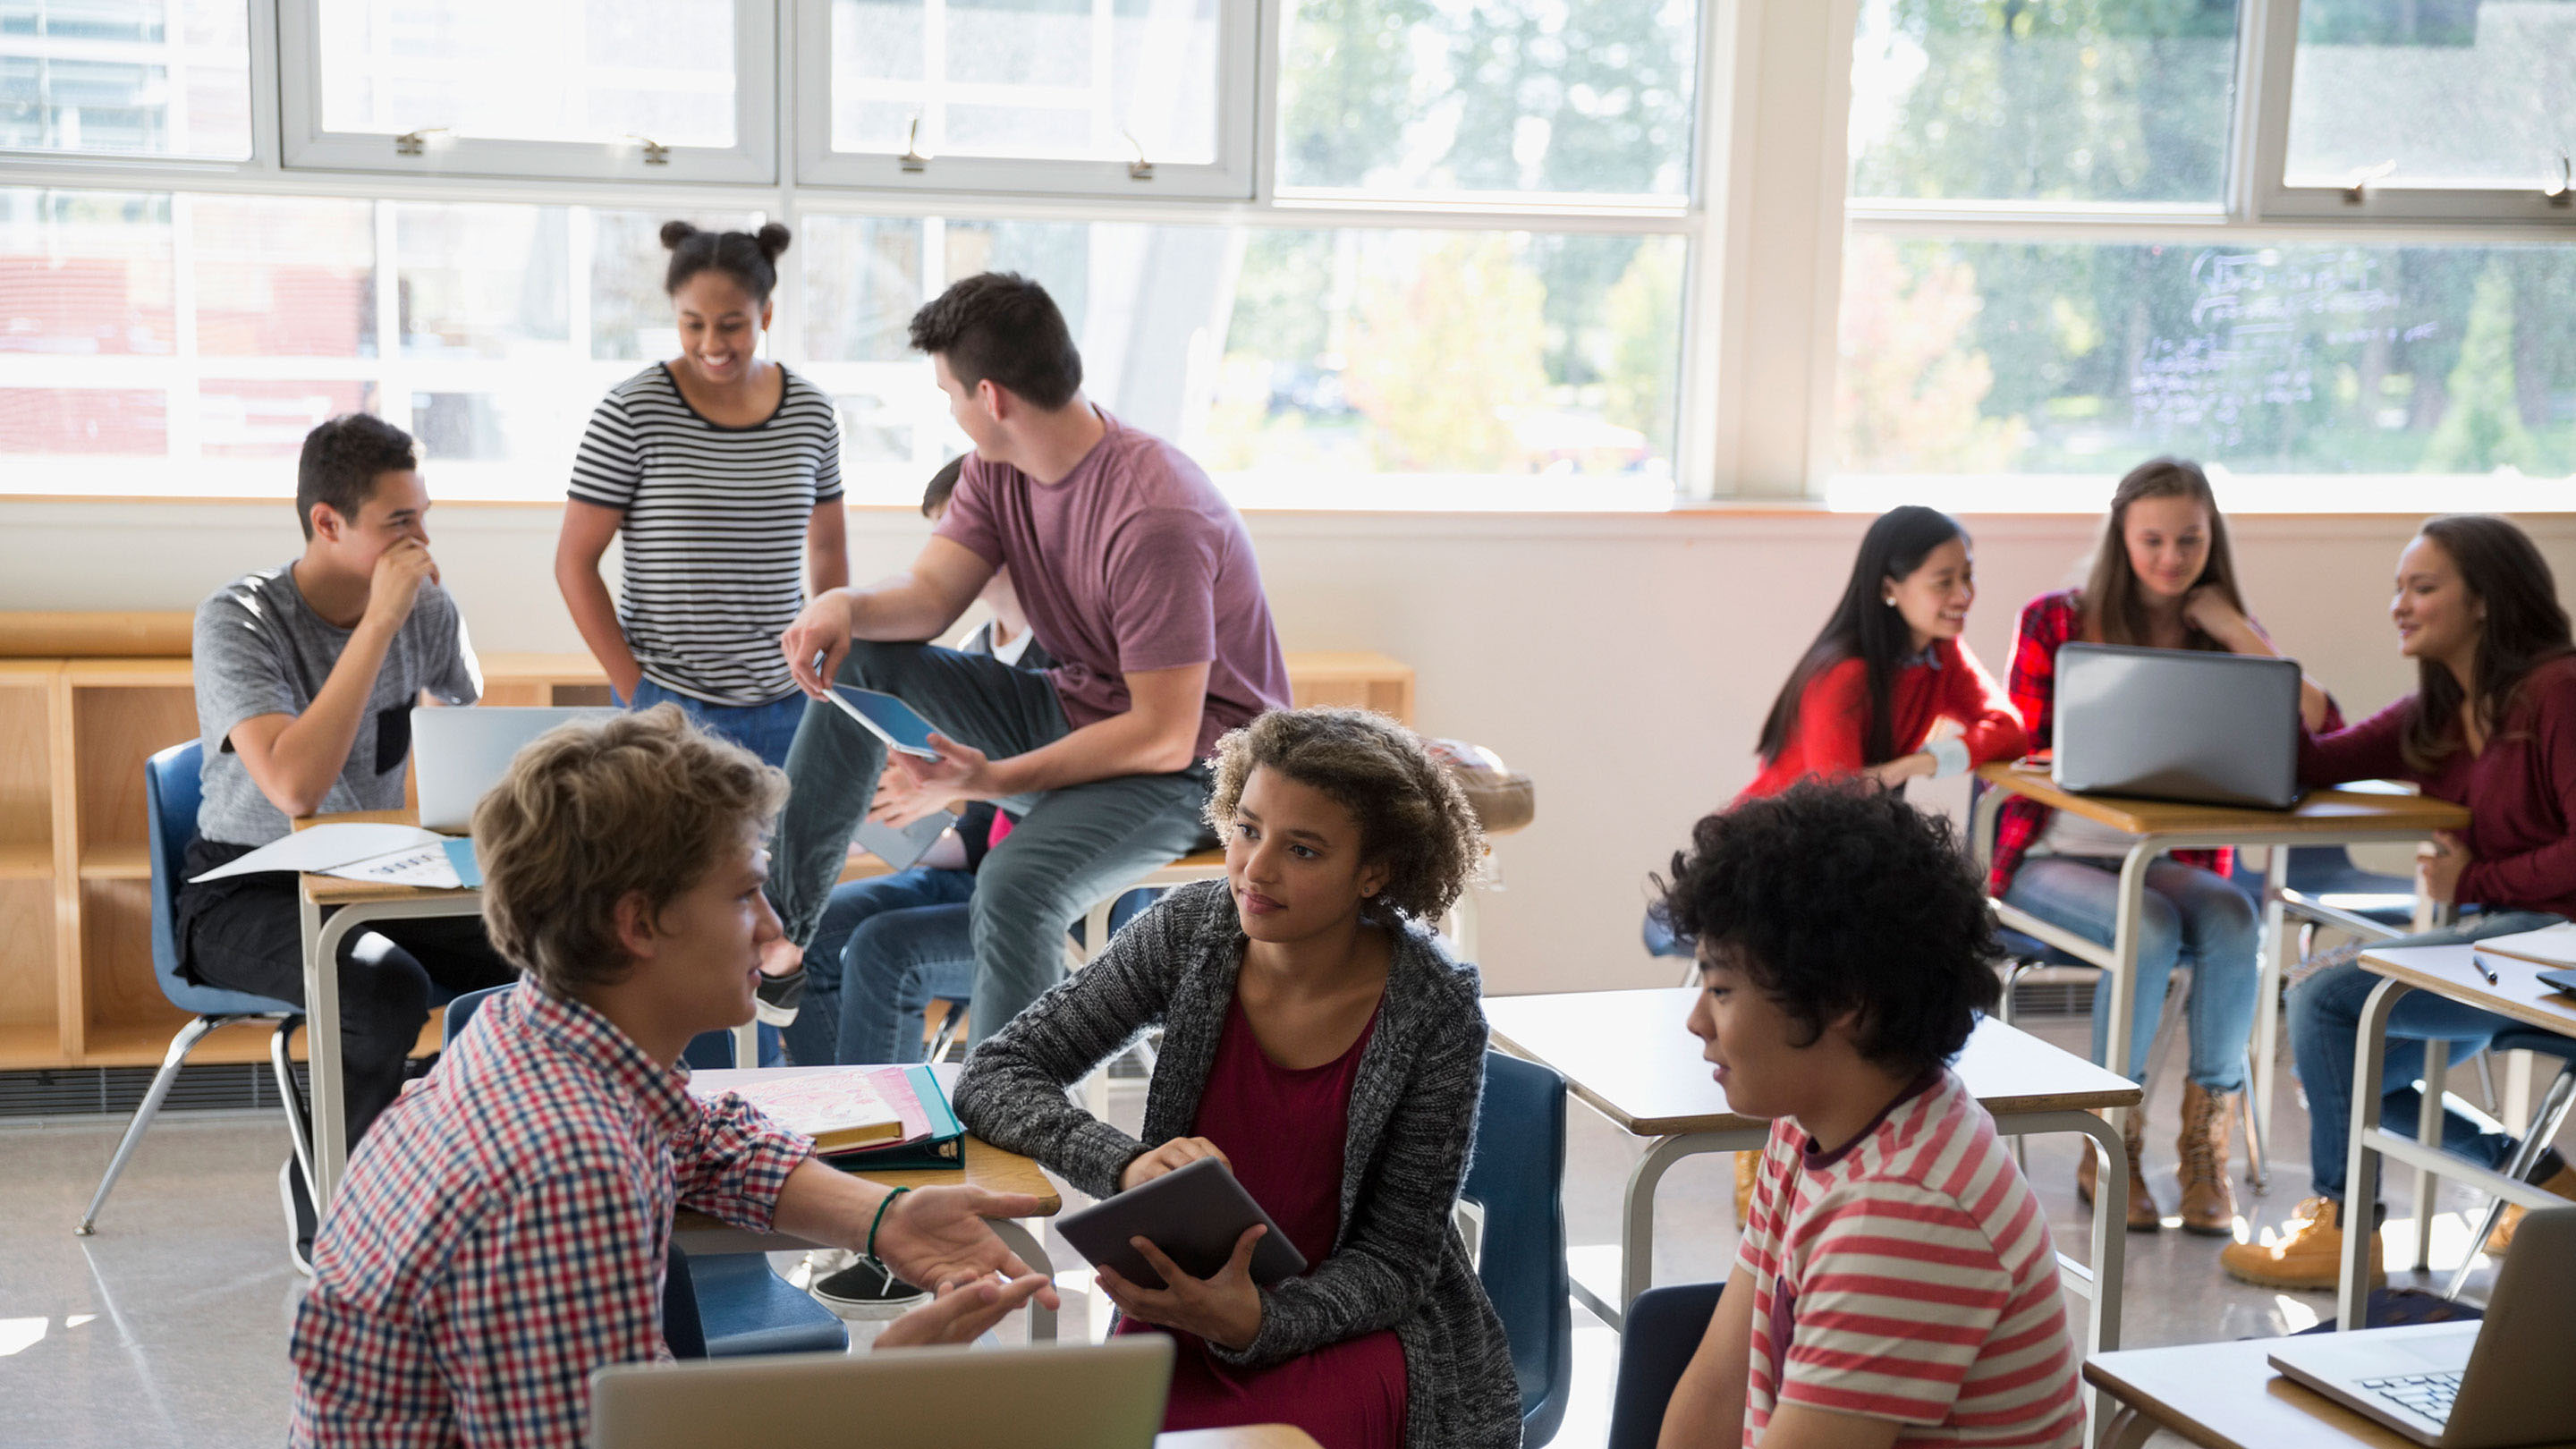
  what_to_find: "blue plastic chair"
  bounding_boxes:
[441,983,846,1358]
[1462,1050,1574,1447]
[77,741,318,1236]
[1606,1280,1725,1449]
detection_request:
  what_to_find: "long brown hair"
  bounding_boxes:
[2400,515,2573,772]
[2080,456,2248,648]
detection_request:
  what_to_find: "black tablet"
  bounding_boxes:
[1056,1157,1309,1290]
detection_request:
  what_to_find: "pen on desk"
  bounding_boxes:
[2471,951,2501,986]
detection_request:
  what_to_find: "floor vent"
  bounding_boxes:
[0,1062,306,1121]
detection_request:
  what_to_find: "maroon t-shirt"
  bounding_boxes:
[936,411,1290,760]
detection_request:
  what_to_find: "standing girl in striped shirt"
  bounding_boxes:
[555,221,848,768]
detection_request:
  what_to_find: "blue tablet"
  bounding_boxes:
[826,685,944,759]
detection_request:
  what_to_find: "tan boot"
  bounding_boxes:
[2076,1108,2162,1232]
[1733,1149,1759,1225]
[2486,1160,2576,1257]
[2221,1196,2384,1290]
[2174,1082,2241,1237]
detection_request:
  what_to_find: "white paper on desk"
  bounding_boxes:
[2474,923,2576,968]
[320,845,463,890]
[188,823,448,883]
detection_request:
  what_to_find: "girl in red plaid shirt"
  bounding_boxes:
[1992,458,2333,1238]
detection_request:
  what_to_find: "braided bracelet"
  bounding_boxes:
[866,1185,912,1262]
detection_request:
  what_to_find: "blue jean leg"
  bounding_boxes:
[838,902,980,1066]
[2000,856,2261,1092]
[2291,910,2563,1201]
[783,867,976,1064]
[625,678,806,769]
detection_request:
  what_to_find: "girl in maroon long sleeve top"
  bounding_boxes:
[2221,515,2576,1292]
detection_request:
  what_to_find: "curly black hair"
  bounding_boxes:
[1656,780,1999,1076]
[1208,708,1484,926]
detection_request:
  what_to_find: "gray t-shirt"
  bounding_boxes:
[193,563,481,847]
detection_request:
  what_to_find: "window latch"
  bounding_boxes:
[901,116,931,173]
[2341,159,2397,204]
[394,126,450,157]
[2547,153,2572,207]
[1123,130,1153,182]
[623,134,671,165]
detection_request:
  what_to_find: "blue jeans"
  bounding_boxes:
[2292,910,2563,1202]
[2001,856,2261,1092]
[623,677,806,769]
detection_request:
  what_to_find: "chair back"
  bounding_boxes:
[1461,1050,1573,1446]
[146,741,299,1018]
[1606,1281,1726,1449]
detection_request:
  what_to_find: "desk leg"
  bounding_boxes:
[2342,978,2411,1330]
[1619,1133,1739,1320]
[2097,1404,2157,1449]
[2252,851,2290,1192]
[991,1217,1057,1343]
[2413,1039,2448,1272]
[299,892,345,1212]
[2105,846,2156,1088]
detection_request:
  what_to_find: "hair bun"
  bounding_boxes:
[659,220,701,250]
[753,222,792,261]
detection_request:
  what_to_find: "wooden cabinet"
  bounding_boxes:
[0,619,1411,1072]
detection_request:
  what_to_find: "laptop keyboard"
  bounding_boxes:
[2360,1369,2463,1423]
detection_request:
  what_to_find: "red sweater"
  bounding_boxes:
[2298,654,2576,919]
[1740,638,2028,801]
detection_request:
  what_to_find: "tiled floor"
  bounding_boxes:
[0,1010,2529,1449]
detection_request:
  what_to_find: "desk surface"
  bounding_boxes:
[685,1064,1063,1215]
[1483,988,2139,1136]
[2084,1333,2576,1449]
[1161,1429,1321,1449]
[291,808,476,905]
[1976,762,2470,838]
[2359,944,2576,1041]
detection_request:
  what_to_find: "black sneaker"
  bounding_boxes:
[278,1159,316,1277]
[754,963,805,1027]
[809,1258,928,1319]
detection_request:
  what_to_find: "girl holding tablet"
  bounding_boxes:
[2222,515,2576,1290]
[555,221,846,768]
[1992,456,2331,1236]
[954,708,1519,1449]
[1741,504,2025,800]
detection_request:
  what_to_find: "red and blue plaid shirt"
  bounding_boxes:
[289,983,812,1448]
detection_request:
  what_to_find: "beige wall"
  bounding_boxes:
[5,499,2571,996]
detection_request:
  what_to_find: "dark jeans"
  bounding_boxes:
[770,641,1213,1048]
[176,837,518,1148]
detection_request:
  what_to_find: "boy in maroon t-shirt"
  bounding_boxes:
[768,272,1290,1057]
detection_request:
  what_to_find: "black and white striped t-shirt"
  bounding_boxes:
[569,363,843,706]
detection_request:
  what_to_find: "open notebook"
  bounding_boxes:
[693,1068,906,1154]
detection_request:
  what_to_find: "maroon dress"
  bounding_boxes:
[1115,996,1410,1448]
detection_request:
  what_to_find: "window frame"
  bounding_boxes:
[791,0,1261,200]
[273,0,780,184]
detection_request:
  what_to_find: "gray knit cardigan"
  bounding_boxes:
[953,878,1523,1449]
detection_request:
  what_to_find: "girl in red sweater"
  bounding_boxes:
[1740,505,2026,801]
[2221,515,2576,1290]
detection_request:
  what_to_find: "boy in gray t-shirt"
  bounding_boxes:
[178,414,516,1273]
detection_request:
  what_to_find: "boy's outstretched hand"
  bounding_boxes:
[870,1184,1063,1316]
[873,1271,1055,1349]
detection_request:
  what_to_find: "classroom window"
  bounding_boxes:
[1274,0,1700,202]
[2284,0,2576,192]
[1832,235,2576,506]
[0,0,252,159]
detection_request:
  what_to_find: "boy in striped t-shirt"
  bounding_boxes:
[1655,783,2083,1449]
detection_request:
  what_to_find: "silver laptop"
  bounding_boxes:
[2053,643,2302,809]
[588,1336,1174,1449]
[2268,1208,2576,1448]
[412,706,616,833]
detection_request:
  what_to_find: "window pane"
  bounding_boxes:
[800,214,927,363]
[199,379,375,457]
[802,216,1685,506]
[1849,0,2239,205]
[0,0,250,158]
[318,0,738,147]
[394,202,570,360]
[1277,0,1696,198]
[193,196,375,358]
[1835,235,2576,482]
[2287,0,2576,191]
[828,0,1219,165]
[0,188,174,357]
[0,386,165,454]
[588,208,763,361]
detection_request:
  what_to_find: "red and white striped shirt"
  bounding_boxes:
[1734,1070,2081,1449]
[289,982,813,1448]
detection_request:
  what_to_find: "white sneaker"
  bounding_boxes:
[790,1247,856,1291]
